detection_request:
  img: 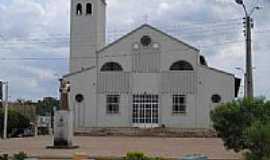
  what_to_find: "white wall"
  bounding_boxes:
[98,72,130,94]
[132,73,160,94]
[98,25,199,73]
[97,94,130,127]
[66,25,236,129]
[197,66,235,128]
[92,25,201,128]
[70,0,106,72]
[160,94,197,128]
[161,71,196,94]
[64,68,97,129]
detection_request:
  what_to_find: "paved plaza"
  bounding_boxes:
[0,136,240,160]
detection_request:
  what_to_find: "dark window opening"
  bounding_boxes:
[86,3,92,15]
[235,78,241,97]
[75,94,84,103]
[101,62,123,72]
[200,56,208,66]
[106,95,120,114]
[170,60,194,71]
[76,3,82,15]
[172,95,186,113]
[211,94,222,103]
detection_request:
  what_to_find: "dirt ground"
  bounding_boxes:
[0,136,240,160]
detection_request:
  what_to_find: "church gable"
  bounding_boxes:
[98,24,199,56]
[98,24,200,72]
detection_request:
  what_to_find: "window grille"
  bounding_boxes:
[106,95,120,114]
[172,95,187,113]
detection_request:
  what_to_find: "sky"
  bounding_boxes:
[0,0,269,101]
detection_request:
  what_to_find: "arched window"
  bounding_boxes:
[101,62,123,72]
[76,3,82,15]
[170,60,193,71]
[86,3,92,15]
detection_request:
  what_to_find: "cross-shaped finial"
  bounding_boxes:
[144,14,149,24]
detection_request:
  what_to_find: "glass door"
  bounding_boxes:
[132,94,159,128]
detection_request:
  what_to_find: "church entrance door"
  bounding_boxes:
[132,94,159,128]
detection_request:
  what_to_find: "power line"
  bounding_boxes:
[0,30,248,47]
[0,20,245,41]
[0,39,246,61]
[1,26,268,47]
[0,25,242,43]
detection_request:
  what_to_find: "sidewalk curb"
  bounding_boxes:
[28,155,240,160]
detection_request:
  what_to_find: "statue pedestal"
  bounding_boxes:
[47,111,79,149]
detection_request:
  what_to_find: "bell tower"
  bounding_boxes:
[70,0,106,72]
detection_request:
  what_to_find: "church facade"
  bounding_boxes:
[64,0,240,130]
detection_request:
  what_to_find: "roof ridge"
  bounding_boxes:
[63,66,96,78]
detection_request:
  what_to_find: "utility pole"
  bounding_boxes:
[2,82,8,139]
[95,51,99,127]
[245,16,254,98]
[235,0,261,99]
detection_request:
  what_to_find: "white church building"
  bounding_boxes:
[64,0,241,129]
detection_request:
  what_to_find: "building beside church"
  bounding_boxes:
[64,0,240,130]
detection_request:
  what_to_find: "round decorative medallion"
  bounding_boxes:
[211,94,222,103]
[140,35,152,47]
[153,43,160,49]
[75,94,84,103]
[133,43,140,50]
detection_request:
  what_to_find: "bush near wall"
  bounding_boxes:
[124,152,161,160]
[210,98,270,160]
[245,121,270,160]
[13,152,27,160]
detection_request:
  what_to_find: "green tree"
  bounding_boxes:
[210,98,270,159]
[0,109,30,137]
[210,98,270,150]
[36,97,59,116]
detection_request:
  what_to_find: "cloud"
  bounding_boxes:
[0,0,45,39]
[0,0,269,100]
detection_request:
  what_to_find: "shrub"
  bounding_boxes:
[13,152,27,160]
[244,121,270,160]
[124,152,160,160]
[210,98,270,159]
[125,152,145,160]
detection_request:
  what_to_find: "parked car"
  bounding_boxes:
[9,127,34,138]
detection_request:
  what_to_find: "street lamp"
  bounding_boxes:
[235,0,261,98]
[235,0,243,4]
